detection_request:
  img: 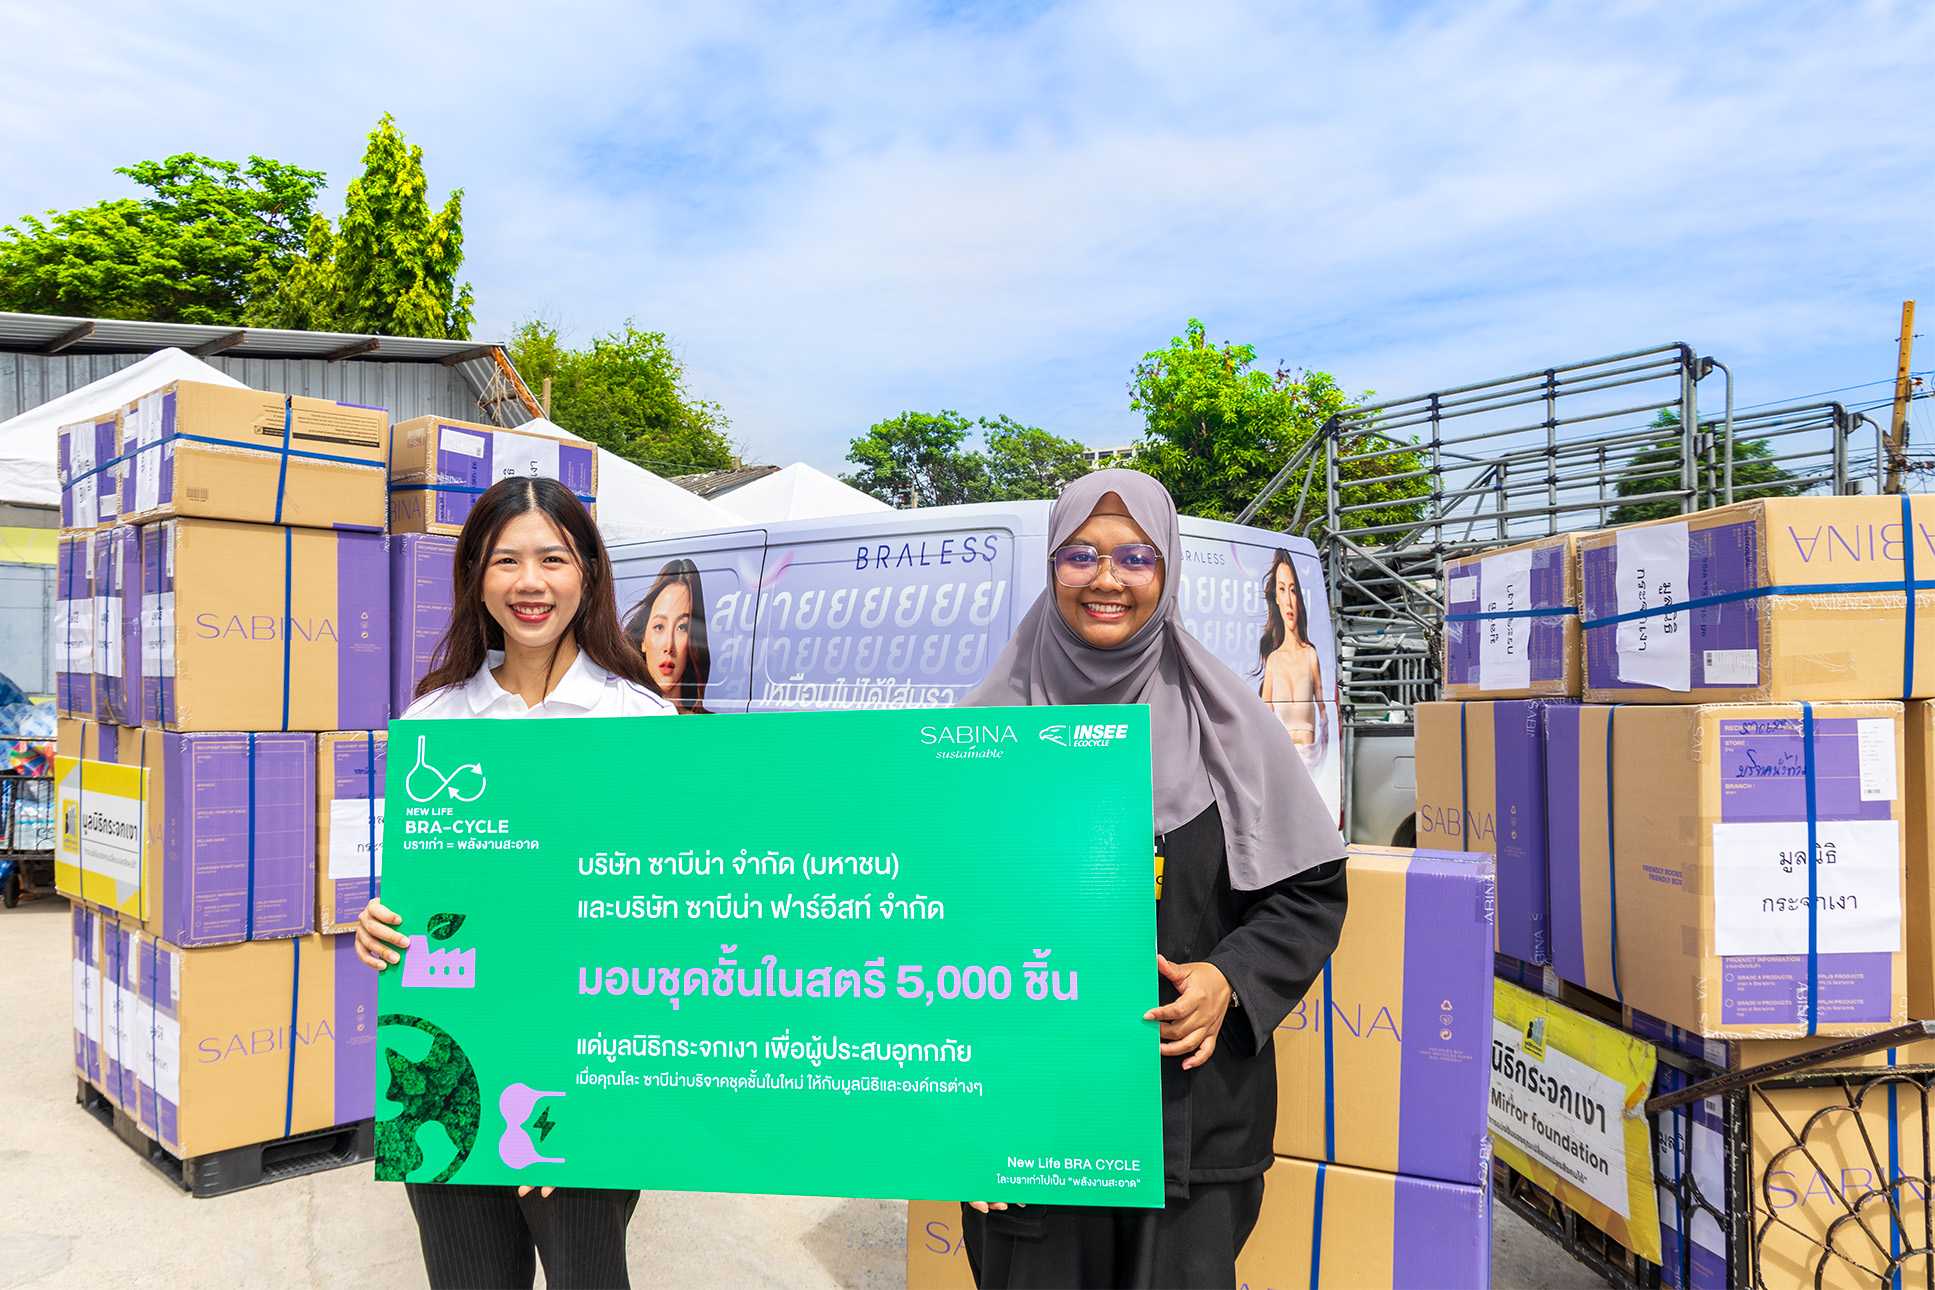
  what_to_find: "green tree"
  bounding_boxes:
[0,154,326,324]
[1126,318,1421,537]
[1609,410,1806,524]
[508,320,734,474]
[251,115,473,338]
[843,411,993,507]
[981,415,1092,501]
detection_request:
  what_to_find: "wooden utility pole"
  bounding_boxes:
[540,376,553,419]
[1886,300,1916,493]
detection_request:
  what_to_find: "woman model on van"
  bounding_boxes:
[624,557,711,713]
[957,469,1348,1290]
[355,476,673,1290]
[1256,549,1327,759]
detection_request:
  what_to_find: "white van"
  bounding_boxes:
[609,503,1342,824]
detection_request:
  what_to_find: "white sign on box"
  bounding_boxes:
[1479,549,1534,691]
[1615,522,1692,692]
[1488,1017,1633,1218]
[329,797,385,881]
[492,430,562,484]
[1711,818,1902,957]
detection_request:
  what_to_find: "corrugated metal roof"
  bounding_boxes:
[669,464,781,498]
[0,311,503,364]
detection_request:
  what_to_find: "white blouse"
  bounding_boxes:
[402,650,677,720]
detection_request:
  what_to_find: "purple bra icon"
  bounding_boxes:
[400,936,476,989]
[499,1083,567,1170]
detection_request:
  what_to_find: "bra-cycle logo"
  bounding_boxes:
[405,735,486,803]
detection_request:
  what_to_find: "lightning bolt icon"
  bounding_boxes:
[533,1106,557,1143]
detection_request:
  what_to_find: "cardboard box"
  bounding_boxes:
[1274,844,1494,1185]
[58,411,121,530]
[140,517,388,731]
[72,903,103,1090]
[99,912,143,1109]
[103,928,376,1158]
[93,524,142,727]
[388,416,597,536]
[56,720,317,946]
[1579,495,1935,703]
[56,533,95,718]
[318,731,385,933]
[1626,1003,1935,1071]
[1908,701,1935,1017]
[389,533,456,716]
[1651,1062,1729,1290]
[906,1201,974,1290]
[1414,700,1567,963]
[1240,1157,1489,1289]
[119,382,388,530]
[1547,702,1907,1037]
[1443,534,1582,699]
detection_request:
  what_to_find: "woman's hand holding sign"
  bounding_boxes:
[1145,954,1232,1070]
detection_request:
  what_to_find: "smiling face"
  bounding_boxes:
[642,580,693,696]
[1274,561,1300,635]
[482,509,584,656]
[1053,493,1164,649]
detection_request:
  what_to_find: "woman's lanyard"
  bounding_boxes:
[1154,831,1166,902]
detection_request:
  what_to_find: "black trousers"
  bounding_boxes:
[405,1182,641,1289]
[960,1177,1266,1290]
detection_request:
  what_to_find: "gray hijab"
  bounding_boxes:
[961,468,1345,890]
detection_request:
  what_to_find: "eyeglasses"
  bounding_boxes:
[1051,543,1162,588]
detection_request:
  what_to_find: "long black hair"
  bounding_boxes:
[624,558,711,713]
[1256,548,1313,673]
[417,477,658,699]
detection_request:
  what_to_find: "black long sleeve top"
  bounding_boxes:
[1155,801,1348,1198]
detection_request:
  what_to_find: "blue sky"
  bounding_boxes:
[3,1,1931,476]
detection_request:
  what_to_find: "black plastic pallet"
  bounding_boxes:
[75,1080,373,1198]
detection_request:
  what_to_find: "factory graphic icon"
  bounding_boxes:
[401,912,477,989]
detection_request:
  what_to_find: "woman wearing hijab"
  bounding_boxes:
[958,469,1349,1290]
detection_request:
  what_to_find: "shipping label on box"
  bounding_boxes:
[98,914,143,1110]
[1444,534,1582,699]
[1415,700,1566,963]
[58,413,120,530]
[147,518,387,731]
[1275,844,1494,1185]
[388,417,597,536]
[54,720,146,919]
[1548,703,1906,1037]
[318,731,384,933]
[389,533,456,716]
[119,383,387,530]
[1240,1156,1490,1290]
[71,903,102,1089]
[56,534,96,718]
[93,525,142,726]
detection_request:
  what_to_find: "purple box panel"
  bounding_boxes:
[1716,717,1894,824]
[327,733,386,916]
[389,534,456,717]
[102,921,138,1107]
[422,427,598,528]
[1653,1065,1731,1290]
[1445,545,1570,688]
[332,933,377,1124]
[1396,851,1495,1185]
[1494,700,1565,964]
[1720,951,1893,1025]
[1583,520,1761,691]
[57,537,91,715]
[1544,705,1588,991]
[93,527,142,726]
[1390,1174,1490,1290]
[141,525,174,726]
[72,906,100,1084]
[57,417,116,528]
[160,733,315,946]
[333,531,390,728]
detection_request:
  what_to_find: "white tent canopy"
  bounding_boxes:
[714,461,892,523]
[0,348,245,507]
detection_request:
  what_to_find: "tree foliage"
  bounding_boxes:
[0,153,325,324]
[1609,410,1807,525]
[843,411,1091,506]
[509,320,735,475]
[250,115,473,339]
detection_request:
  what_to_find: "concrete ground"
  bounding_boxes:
[0,897,1596,1288]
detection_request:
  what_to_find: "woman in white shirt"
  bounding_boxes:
[355,475,671,1290]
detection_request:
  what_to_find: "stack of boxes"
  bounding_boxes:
[55,381,391,1164]
[1422,496,1935,1287]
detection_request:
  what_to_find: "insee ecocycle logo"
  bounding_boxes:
[1039,722,1129,749]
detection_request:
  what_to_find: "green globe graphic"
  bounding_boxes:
[376,1013,481,1183]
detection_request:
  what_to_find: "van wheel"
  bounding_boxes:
[2,871,17,908]
[1390,815,1416,849]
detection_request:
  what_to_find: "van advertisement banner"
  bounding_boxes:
[375,706,1164,1202]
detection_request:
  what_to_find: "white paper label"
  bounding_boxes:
[135,397,163,514]
[158,590,176,677]
[492,430,562,483]
[132,992,155,1090]
[329,796,385,881]
[1859,719,1898,802]
[113,980,134,1069]
[1702,648,1758,686]
[1614,522,1692,692]
[85,965,104,1049]
[98,596,122,680]
[62,596,94,672]
[154,1009,181,1103]
[1478,549,1534,691]
[67,422,98,525]
[72,959,89,1037]
[1711,818,1902,956]
[1488,1017,1632,1217]
[442,428,487,459]
[1447,574,1478,605]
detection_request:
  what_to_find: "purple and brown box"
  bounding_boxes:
[388,416,598,537]
[56,533,95,718]
[98,912,142,1109]
[1579,495,1935,703]
[1413,700,1569,964]
[116,931,376,1158]
[92,524,142,727]
[71,903,102,1090]
[1443,534,1582,700]
[58,411,121,530]
[119,382,388,531]
[1547,702,1906,1037]
[141,517,387,731]
[389,533,456,717]
[1274,844,1495,1186]
[1241,1156,1490,1290]
[318,730,385,933]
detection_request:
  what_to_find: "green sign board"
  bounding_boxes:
[376,705,1162,1204]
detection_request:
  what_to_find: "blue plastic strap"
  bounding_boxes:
[1582,578,1935,631]
[245,733,258,941]
[1307,1161,1327,1290]
[272,400,293,525]
[1320,960,1336,1161]
[1902,495,1917,701]
[1444,605,1577,622]
[280,526,293,733]
[1801,702,1820,1036]
[389,482,596,505]
[1888,1046,1902,1290]
[1605,706,1624,1003]
[1671,1098,1688,1288]
[365,731,378,897]
[149,937,160,1128]
[118,430,381,472]
[284,938,300,1138]
[1458,705,1470,851]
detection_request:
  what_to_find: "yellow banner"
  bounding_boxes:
[54,754,146,917]
[1491,980,1660,1263]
